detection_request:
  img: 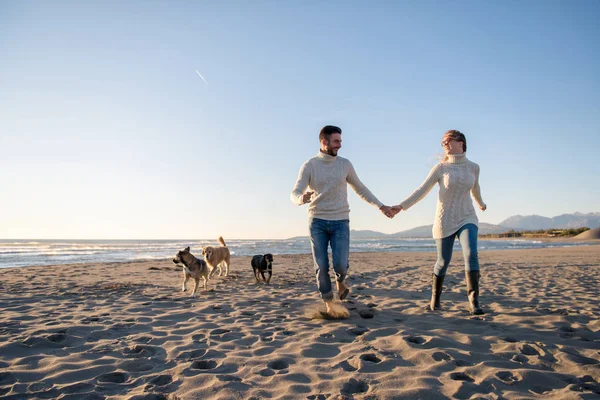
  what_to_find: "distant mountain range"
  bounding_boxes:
[346,212,600,239]
[498,212,600,230]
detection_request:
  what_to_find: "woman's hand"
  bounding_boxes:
[390,205,403,216]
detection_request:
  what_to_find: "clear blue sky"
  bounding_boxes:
[1,1,598,239]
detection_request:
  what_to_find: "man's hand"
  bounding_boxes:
[302,191,314,204]
[479,204,487,211]
[379,205,395,219]
[390,205,403,216]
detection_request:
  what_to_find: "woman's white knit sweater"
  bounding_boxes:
[291,152,383,220]
[400,153,486,239]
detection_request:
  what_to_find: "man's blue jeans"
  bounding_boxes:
[309,218,350,301]
[434,223,480,277]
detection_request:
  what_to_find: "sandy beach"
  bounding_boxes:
[1,245,599,399]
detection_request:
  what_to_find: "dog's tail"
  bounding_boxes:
[218,236,227,247]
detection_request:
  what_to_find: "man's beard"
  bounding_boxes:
[326,147,338,156]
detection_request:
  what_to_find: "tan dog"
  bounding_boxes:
[172,247,211,296]
[202,236,231,278]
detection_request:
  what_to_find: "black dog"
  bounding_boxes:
[251,253,273,284]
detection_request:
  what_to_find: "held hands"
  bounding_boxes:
[379,205,394,218]
[390,205,403,217]
[380,205,402,219]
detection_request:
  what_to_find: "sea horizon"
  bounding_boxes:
[0,238,592,269]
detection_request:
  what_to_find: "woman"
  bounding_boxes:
[391,130,486,315]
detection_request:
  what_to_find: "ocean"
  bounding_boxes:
[0,238,590,269]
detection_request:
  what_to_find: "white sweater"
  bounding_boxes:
[400,153,486,239]
[291,152,383,220]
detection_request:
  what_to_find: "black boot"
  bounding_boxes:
[466,271,484,315]
[430,273,445,311]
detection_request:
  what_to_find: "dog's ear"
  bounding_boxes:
[185,246,190,252]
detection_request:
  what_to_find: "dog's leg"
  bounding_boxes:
[260,270,267,283]
[217,263,223,277]
[266,268,272,284]
[208,265,216,279]
[203,277,207,291]
[224,255,230,276]
[253,268,260,283]
[191,278,200,297]
[182,271,189,292]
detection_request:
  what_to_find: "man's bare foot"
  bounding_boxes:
[336,281,350,300]
[325,300,350,319]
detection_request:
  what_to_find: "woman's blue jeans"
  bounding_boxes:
[434,223,480,277]
[309,218,350,301]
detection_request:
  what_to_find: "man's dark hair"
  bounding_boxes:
[319,125,342,142]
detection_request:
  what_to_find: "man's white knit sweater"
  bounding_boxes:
[400,153,486,239]
[291,152,383,220]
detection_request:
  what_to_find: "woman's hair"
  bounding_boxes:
[441,130,467,162]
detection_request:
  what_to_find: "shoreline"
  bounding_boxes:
[1,246,599,398]
[1,239,598,271]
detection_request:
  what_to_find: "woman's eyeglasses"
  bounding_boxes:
[441,138,459,146]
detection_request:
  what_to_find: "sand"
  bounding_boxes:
[574,228,600,240]
[0,245,599,399]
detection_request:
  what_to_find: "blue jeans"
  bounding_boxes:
[434,223,480,277]
[309,218,350,301]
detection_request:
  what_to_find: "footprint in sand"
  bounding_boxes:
[27,381,52,392]
[267,359,289,370]
[341,378,369,396]
[178,349,207,360]
[260,333,274,342]
[338,360,358,372]
[0,372,16,385]
[120,360,154,372]
[520,344,540,356]
[47,333,67,343]
[453,359,473,367]
[80,316,101,324]
[128,394,172,400]
[450,372,474,382]
[97,371,128,384]
[257,368,275,377]
[60,382,96,394]
[301,344,340,358]
[559,325,577,338]
[512,354,528,364]
[496,371,519,383]
[210,328,231,336]
[360,353,382,364]
[217,375,242,382]
[132,335,153,344]
[503,336,519,343]
[432,352,452,362]
[358,310,375,319]
[348,326,370,336]
[122,345,158,358]
[190,360,218,370]
[146,374,172,386]
[403,335,426,345]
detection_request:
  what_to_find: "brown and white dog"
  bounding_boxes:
[172,246,211,296]
[202,236,231,278]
